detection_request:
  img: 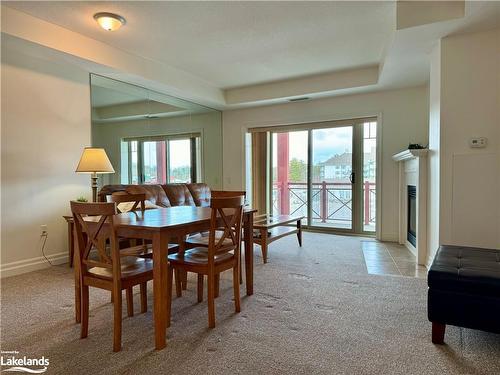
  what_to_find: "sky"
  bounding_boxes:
[273,126,353,165]
[273,122,376,165]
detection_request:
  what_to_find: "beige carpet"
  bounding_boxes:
[1,233,499,374]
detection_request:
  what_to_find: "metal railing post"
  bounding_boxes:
[321,181,327,222]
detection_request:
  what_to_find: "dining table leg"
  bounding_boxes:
[152,231,169,350]
[243,213,254,296]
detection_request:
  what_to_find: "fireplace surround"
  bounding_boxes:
[392,149,428,266]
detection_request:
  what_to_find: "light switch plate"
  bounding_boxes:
[469,137,487,148]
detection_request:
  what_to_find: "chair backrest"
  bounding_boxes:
[207,195,245,261]
[107,192,146,213]
[70,201,121,279]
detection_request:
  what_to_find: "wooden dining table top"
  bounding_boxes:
[84,205,257,230]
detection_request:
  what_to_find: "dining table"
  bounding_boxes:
[75,205,256,350]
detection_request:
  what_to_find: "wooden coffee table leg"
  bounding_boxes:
[260,228,268,264]
[297,220,302,247]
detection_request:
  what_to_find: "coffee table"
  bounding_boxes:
[253,214,304,263]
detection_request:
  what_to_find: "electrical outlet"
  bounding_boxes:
[40,224,48,235]
[469,137,487,148]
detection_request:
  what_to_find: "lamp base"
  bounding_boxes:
[91,173,98,202]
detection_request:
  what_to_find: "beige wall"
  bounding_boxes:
[1,38,91,276]
[222,86,429,241]
[427,28,500,260]
[92,112,223,189]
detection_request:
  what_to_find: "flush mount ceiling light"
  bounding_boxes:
[93,12,126,31]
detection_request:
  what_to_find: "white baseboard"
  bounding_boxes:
[380,233,399,242]
[0,252,69,278]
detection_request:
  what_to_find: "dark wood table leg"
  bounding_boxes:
[153,231,169,350]
[297,219,302,247]
[68,221,74,267]
[243,213,254,296]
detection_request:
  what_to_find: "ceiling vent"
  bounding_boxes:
[288,97,310,102]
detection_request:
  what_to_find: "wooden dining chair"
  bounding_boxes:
[71,201,154,352]
[184,190,247,291]
[167,195,244,328]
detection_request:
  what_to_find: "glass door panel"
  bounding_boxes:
[168,139,192,183]
[141,140,166,184]
[271,131,309,218]
[362,121,377,232]
[311,126,353,229]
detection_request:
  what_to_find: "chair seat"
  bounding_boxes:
[88,257,153,280]
[185,230,233,247]
[168,247,234,266]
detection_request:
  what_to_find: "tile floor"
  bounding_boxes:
[361,240,428,278]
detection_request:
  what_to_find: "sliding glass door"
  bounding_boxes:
[271,131,309,218]
[311,126,354,229]
[268,118,377,234]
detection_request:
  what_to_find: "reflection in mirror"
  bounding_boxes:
[90,74,222,188]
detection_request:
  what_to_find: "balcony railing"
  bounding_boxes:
[272,181,376,228]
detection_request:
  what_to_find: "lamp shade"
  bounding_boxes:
[75,147,115,173]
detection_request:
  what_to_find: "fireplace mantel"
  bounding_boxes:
[393,149,428,266]
[392,149,428,162]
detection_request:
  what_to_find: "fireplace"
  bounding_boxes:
[407,185,417,247]
[393,149,427,265]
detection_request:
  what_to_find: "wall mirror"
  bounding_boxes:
[90,74,222,188]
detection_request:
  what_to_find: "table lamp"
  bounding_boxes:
[75,147,115,202]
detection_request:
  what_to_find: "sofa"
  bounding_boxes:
[98,183,212,208]
[427,245,500,344]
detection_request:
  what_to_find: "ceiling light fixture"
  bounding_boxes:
[93,12,126,31]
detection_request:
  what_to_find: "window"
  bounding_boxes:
[121,133,202,184]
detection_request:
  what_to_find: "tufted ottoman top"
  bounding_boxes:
[428,245,500,297]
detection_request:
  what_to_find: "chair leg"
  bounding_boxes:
[233,266,241,313]
[207,273,216,328]
[110,292,114,303]
[140,283,147,313]
[126,287,134,317]
[80,285,89,339]
[432,322,446,344]
[239,250,243,285]
[197,274,204,303]
[181,270,188,290]
[214,274,220,298]
[167,266,173,327]
[174,269,182,298]
[113,287,122,352]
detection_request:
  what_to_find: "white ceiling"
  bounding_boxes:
[2,1,499,108]
[4,1,395,88]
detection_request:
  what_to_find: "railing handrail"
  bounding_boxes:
[273,181,375,186]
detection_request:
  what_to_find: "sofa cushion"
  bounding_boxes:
[125,185,171,208]
[186,183,211,207]
[428,245,500,297]
[162,184,195,206]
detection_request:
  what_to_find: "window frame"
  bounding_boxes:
[122,132,202,184]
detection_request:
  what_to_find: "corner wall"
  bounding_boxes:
[440,28,500,249]
[427,28,500,265]
[1,38,91,277]
[222,86,429,241]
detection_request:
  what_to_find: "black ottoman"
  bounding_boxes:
[427,245,500,344]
